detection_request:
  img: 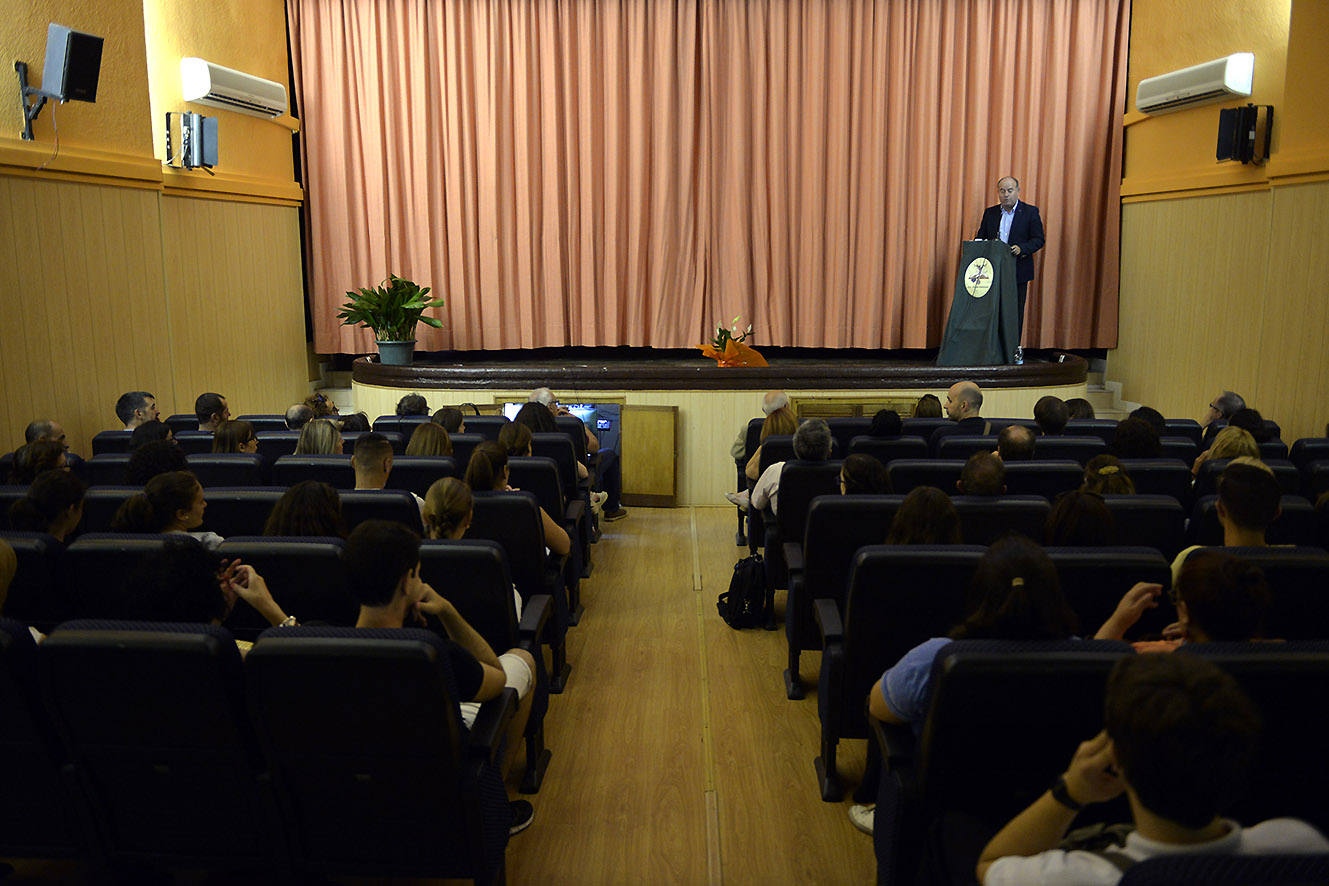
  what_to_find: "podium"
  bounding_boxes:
[936,240,1020,366]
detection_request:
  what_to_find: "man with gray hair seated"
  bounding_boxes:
[730,390,790,461]
[751,418,832,516]
[529,387,626,521]
[1202,390,1246,448]
[285,403,314,431]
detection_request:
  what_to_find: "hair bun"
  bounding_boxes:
[1098,465,1119,475]
[1010,577,1025,587]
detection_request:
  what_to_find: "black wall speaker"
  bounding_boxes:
[42,23,104,103]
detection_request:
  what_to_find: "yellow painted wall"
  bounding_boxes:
[1276,0,1329,177]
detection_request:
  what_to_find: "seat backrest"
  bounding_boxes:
[198,487,285,537]
[0,485,25,530]
[383,456,459,498]
[901,418,951,439]
[1033,436,1108,465]
[1118,853,1329,886]
[216,537,354,637]
[1289,438,1329,470]
[0,531,72,632]
[245,626,508,881]
[1117,458,1194,506]
[85,453,131,486]
[887,459,965,495]
[825,418,871,457]
[448,433,485,475]
[370,415,431,436]
[236,415,288,433]
[1307,462,1329,501]
[343,430,406,455]
[1159,435,1201,463]
[530,433,580,497]
[554,415,590,465]
[466,492,563,625]
[1162,418,1203,445]
[1002,460,1084,499]
[419,539,520,655]
[847,435,929,464]
[1188,547,1329,641]
[339,489,423,535]
[1101,493,1188,559]
[801,496,905,604]
[272,455,356,489]
[164,414,198,435]
[1196,458,1300,498]
[186,453,267,487]
[81,486,142,533]
[986,418,1040,435]
[762,436,840,466]
[43,621,281,868]
[65,534,173,618]
[936,435,998,462]
[1259,439,1290,461]
[254,432,302,461]
[508,456,567,522]
[91,430,133,455]
[1062,420,1119,442]
[463,415,508,442]
[951,495,1050,544]
[173,430,216,455]
[742,418,764,462]
[1187,495,1316,548]
[775,461,844,544]
[1045,546,1175,639]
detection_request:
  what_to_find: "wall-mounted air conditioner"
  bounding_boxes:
[1135,53,1253,115]
[180,57,287,119]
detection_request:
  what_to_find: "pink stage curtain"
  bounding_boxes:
[289,0,1128,353]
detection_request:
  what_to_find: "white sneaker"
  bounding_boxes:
[848,804,875,835]
[725,490,749,511]
[590,491,607,515]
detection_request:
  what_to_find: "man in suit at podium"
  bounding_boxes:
[976,176,1044,363]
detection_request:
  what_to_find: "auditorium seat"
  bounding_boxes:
[1162,418,1203,445]
[901,418,951,438]
[272,455,355,489]
[245,626,512,883]
[762,460,843,629]
[254,432,301,461]
[85,454,131,486]
[847,435,929,464]
[1194,458,1300,498]
[339,489,424,535]
[1186,495,1316,548]
[554,415,591,466]
[530,432,584,502]
[1303,461,1329,500]
[1185,548,1329,642]
[761,435,841,464]
[508,455,586,621]
[1062,419,1119,442]
[370,415,431,436]
[1101,494,1187,559]
[0,531,72,632]
[163,414,198,435]
[886,459,964,495]
[0,485,25,531]
[1259,439,1290,461]
[187,453,267,487]
[951,494,1049,544]
[447,433,485,473]
[1002,460,1084,499]
[825,418,871,457]
[986,418,1040,435]
[1117,458,1194,506]
[813,544,986,801]
[216,537,355,640]
[343,430,405,454]
[383,455,459,498]
[173,430,216,455]
[419,537,555,792]
[465,415,509,442]
[782,494,904,699]
[1289,437,1329,469]
[64,534,172,618]
[1118,853,1329,886]
[198,487,285,537]
[1033,436,1107,465]
[90,430,133,455]
[1159,436,1200,463]
[81,486,141,532]
[1046,546,1174,640]
[236,415,288,433]
[43,621,286,873]
[935,435,997,462]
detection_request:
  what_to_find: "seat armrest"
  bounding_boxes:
[783,542,805,576]
[517,594,553,647]
[468,687,517,761]
[565,500,586,524]
[813,597,843,644]
[869,713,917,772]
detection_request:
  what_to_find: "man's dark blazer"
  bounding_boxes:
[976,202,1045,285]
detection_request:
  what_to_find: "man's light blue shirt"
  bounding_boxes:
[999,201,1019,243]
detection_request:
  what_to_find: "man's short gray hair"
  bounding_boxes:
[24,420,54,443]
[529,387,556,408]
[762,390,789,415]
[1215,391,1246,419]
[285,403,314,431]
[793,419,833,461]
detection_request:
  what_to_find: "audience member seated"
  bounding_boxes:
[212,420,258,455]
[115,391,159,430]
[195,392,230,432]
[423,476,524,617]
[464,442,571,557]
[1066,398,1095,420]
[339,412,370,432]
[743,406,798,484]
[1045,490,1121,547]
[434,407,465,433]
[958,451,1006,496]
[931,383,988,451]
[1202,389,1246,447]
[869,409,903,438]
[1171,459,1281,583]
[1109,416,1161,459]
[346,519,536,834]
[840,453,891,495]
[885,487,961,545]
[112,470,223,550]
[284,403,314,431]
[1227,407,1272,443]
[1081,454,1135,495]
[1033,396,1068,436]
[751,419,833,517]
[129,419,174,450]
[353,431,424,520]
[1128,405,1167,439]
[529,386,625,522]
[498,420,532,456]
[304,392,338,419]
[406,421,453,457]
[262,480,347,538]
[729,390,790,461]
[24,419,70,454]
[126,439,189,485]
[396,394,430,416]
[996,425,1035,461]
[7,440,67,484]
[294,418,343,455]
[974,654,1329,885]
[1193,425,1258,476]
[123,537,295,652]
[915,394,944,418]
[8,469,86,543]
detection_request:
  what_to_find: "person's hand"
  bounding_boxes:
[1192,449,1211,476]
[1162,621,1187,641]
[505,483,519,492]
[1095,582,1161,639]
[1010,244,1022,256]
[217,558,241,607]
[1063,730,1125,806]
[228,565,276,608]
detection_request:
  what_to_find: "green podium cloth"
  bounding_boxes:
[936,240,1019,366]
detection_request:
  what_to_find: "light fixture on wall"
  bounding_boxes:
[165,111,218,174]
[14,22,104,141]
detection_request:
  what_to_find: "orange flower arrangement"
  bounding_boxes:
[700,316,767,367]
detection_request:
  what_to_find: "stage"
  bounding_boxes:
[351,348,1089,506]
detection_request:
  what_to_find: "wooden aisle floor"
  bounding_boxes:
[6,507,876,885]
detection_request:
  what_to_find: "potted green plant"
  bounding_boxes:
[336,275,445,366]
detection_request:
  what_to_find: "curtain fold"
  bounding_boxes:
[290,0,1128,353]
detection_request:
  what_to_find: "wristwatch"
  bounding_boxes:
[279,615,299,628]
[1050,774,1084,811]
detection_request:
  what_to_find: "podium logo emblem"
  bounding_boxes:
[964,257,994,298]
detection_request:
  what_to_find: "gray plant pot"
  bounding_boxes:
[376,340,416,366]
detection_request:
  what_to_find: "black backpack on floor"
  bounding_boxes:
[718,553,765,629]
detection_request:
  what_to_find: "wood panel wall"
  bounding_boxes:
[0,176,310,458]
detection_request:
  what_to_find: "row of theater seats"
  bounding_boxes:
[0,615,535,883]
[864,638,1329,886]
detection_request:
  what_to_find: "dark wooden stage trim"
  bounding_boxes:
[353,347,1087,391]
